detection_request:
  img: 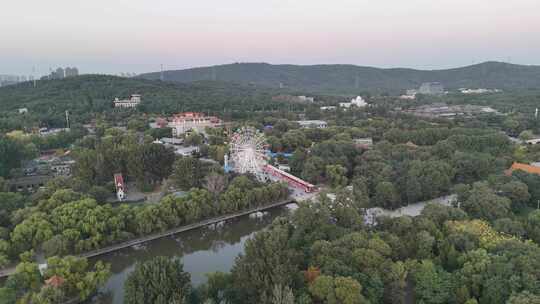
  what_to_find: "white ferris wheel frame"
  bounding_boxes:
[229,126,268,181]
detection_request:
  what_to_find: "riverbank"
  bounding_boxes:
[91,205,292,304]
[0,198,295,278]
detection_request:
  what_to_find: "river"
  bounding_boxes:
[90,205,294,304]
[85,194,453,303]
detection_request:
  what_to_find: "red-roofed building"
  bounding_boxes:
[114,173,126,201]
[45,275,65,288]
[169,112,222,137]
[505,162,540,176]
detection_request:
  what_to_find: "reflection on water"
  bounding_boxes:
[91,206,290,304]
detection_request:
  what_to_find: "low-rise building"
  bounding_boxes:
[158,137,184,146]
[399,94,416,100]
[296,120,328,129]
[403,103,499,119]
[149,117,168,129]
[526,138,540,145]
[298,96,315,103]
[459,88,501,94]
[277,164,291,172]
[320,106,337,111]
[506,162,540,176]
[354,138,373,148]
[22,151,75,178]
[339,96,367,108]
[169,112,222,137]
[39,128,70,136]
[419,82,444,95]
[50,158,75,177]
[406,89,418,96]
[272,95,315,103]
[113,94,141,108]
[8,175,51,192]
[174,146,200,156]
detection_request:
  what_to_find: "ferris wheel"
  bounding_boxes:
[229,126,268,181]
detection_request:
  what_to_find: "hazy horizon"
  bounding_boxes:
[2,0,539,76]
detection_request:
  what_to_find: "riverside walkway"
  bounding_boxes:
[0,199,296,278]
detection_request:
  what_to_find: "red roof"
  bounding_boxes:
[45,275,65,288]
[506,162,540,176]
[114,173,125,188]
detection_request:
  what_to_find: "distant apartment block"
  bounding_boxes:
[42,67,79,80]
[113,94,142,108]
[65,67,79,77]
[0,74,28,87]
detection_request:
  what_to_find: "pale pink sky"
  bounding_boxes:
[1,0,539,75]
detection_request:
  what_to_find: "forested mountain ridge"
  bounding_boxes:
[138,61,540,93]
[0,75,279,113]
[0,75,288,129]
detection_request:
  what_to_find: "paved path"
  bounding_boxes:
[364,194,456,225]
[0,198,296,278]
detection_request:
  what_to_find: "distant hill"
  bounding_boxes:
[0,75,284,112]
[0,75,282,124]
[138,61,540,93]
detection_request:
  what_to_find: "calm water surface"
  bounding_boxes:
[91,206,293,304]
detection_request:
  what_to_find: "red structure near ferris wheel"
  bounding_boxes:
[263,164,316,193]
[228,126,316,193]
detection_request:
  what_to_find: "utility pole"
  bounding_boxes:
[32,66,37,88]
[65,110,70,129]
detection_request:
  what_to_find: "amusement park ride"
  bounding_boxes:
[114,126,316,201]
[227,126,316,193]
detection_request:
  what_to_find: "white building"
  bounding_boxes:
[297,120,328,129]
[18,108,28,114]
[320,106,337,111]
[277,164,291,172]
[526,138,540,145]
[351,96,367,107]
[459,88,501,94]
[113,94,141,108]
[354,138,373,147]
[39,128,70,137]
[174,146,200,156]
[158,137,184,146]
[297,96,315,103]
[418,82,444,95]
[339,96,367,108]
[399,94,416,100]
